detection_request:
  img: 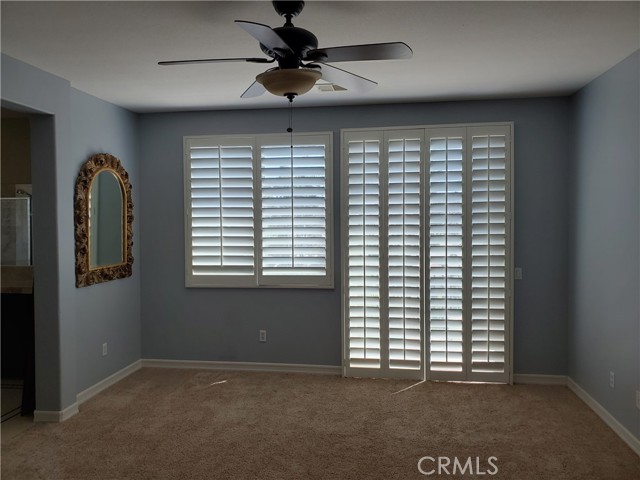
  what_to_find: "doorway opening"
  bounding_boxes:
[1,107,35,424]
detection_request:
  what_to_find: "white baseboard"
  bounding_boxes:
[567,377,640,457]
[34,402,79,423]
[513,374,568,385]
[142,358,341,375]
[33,359,142,423]
[76,359,142,405]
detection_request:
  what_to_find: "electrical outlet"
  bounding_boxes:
[609,371,615,388]
[514,267,523,280]
[102,342,108,356]
[636,390,640,410]
[259,330,267,343]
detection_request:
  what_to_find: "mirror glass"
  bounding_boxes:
[89,170,123,268]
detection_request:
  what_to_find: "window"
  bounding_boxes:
[342,124,512,383]
[184,133,333,288]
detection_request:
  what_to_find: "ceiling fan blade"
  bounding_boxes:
[306,42,413,63]
[317,63,377,93]
[158,57,273,66]
[235,20,292,55]
[241,81,267,99]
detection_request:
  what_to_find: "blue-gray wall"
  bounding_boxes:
[70,88,141,393]
[139,98,572,374]
[2,54,76,411]
[570,50,640,439]
[1,55,142,411]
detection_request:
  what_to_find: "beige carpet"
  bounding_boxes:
[1,368,639,479]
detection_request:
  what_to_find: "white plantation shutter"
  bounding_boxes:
[426,126,511,382]
[185,137,255,285]
[427,129,466,378]
[387,133,423,371]
[343,123,511,383]
[184,133,332,288]
[468,126,510,380]
[345,132,382,369]
[344,130,424,378]
[259,135,330,284]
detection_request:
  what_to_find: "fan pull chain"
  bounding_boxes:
[287,95,295,268]
[287,94,294,134]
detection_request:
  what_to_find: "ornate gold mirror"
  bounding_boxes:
[75,153,133,287]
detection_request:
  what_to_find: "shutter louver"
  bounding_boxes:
[387,138,422,370]
[260,143,327,276]
[470,132,508,374]
[188,142,254,276]
[346,137,381,368]
[428,133,465,374]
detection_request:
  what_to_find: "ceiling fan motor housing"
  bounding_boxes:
[260,26,318,68]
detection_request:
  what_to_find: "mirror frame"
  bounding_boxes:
[74,153,134,287]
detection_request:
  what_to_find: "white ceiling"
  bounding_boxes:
[2,1,639,113]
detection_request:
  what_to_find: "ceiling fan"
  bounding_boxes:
[158,1,413,101]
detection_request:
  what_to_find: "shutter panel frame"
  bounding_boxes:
[427,127,468,381]
[257,133,334,288]
[343,130,383,373]
[184,135,258,288]
[385,130,425,375]
[466,125,512,383]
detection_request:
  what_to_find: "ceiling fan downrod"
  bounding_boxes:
[272,1,305,26]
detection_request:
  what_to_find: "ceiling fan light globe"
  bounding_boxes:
[256,68,322,97]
